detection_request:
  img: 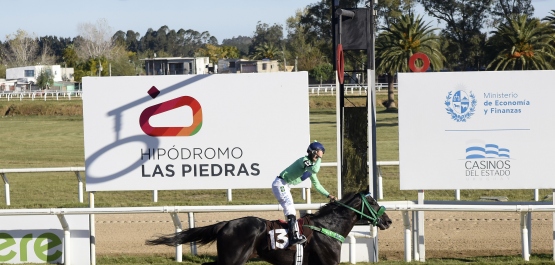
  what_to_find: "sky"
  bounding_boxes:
[0,0,553,43]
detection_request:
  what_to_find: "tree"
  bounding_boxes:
[37,39,56,65]
[109,48,138,76]
[4,29,38,66]
[376,14,445,109]
[490,0,534,27]
[544,10,555,64]
[222,36,252,57]
[252,42,280,60]
[417,0,492,70]
[36,67,54,89]
[74,18,115,59]
[487,15,555,70]
[220,46,240,59]
[545,10,555,26]
[196,44,240,69]
[37,36,72,60]
[285,9,328,72]
[249,22,284,56]
[299,0,361,45]
[62,44,79,67]
[309,62,334,83]
[125,30,141,52]
[376,0,417,29]
[196,44,221,65]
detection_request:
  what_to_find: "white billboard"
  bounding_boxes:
[398,70,555,190]
[83,73,311,191]
[0,215,90,264]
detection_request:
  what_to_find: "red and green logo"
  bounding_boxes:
[139,86,203,137]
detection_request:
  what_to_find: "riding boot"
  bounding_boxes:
[287,214,306,245]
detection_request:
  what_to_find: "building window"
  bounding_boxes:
[24,70,34,77]
[262,63,267,70]
[229,62,236,68]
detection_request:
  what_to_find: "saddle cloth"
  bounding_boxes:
[266,215,314,250]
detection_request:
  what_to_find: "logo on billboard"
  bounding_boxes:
[466,144,510,159]
[139,86,203,137]
[445,90,476,122]
[464,143,511,178]
[0,232,62,262]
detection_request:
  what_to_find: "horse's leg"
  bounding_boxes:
[215,217,267,265]
[306,234,341,265]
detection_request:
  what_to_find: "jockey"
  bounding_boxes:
[271,141,336,246]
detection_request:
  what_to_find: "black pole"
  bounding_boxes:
[332,0,345,198]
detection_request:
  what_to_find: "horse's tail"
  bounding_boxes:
[146,221,228,247]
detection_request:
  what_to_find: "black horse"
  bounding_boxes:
[146,188,392,265]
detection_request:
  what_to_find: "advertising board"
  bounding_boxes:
[398,70,555,190]
[0,215,89,264]
[83,73,311,191]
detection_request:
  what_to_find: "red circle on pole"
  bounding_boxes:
[409,53,430,72]
[336,44,345,84]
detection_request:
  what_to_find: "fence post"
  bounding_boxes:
[520,212,530,261]
[402,211,412,262]
[57,214,71,265]
[1,173,10,205]
[170,213,183,262]
[377,167,383,200]
[89,192,96,265]
[75,171,84,203]
[417,190,425,261]
[188,212,197,255]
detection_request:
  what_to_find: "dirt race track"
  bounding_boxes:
[95,210,554,261]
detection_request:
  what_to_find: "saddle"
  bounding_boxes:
[266,215,314,250]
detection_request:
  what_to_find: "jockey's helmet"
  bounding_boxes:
[307,141,325,154]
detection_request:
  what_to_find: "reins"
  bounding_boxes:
[333,192,386,226]
[303,192,387,243]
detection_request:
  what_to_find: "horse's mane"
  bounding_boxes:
[311,192,358,217]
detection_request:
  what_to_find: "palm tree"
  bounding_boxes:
[542,10,555,66]
[376,14,445,110]
[543,10,555,26]
[252,42,279,60]
[487,15,555,70]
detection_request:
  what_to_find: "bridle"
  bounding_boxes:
[303,192,387,243]
[333,192,386,226]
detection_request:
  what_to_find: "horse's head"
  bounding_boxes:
[359,191,392,230]
[334,189,392,230]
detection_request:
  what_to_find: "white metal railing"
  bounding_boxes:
[0,163,397,206]
[1,200,554,264]
[1,166,554,263]
[0,90,83,101]
[1,163,544,207]
[0,167,85,205]
[308,83,397,95]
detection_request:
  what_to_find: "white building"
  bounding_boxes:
[6,65,65,84]
[142,57,211,75]
[218,59,279,74]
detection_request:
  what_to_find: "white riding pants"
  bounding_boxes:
[272,177,296,217]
